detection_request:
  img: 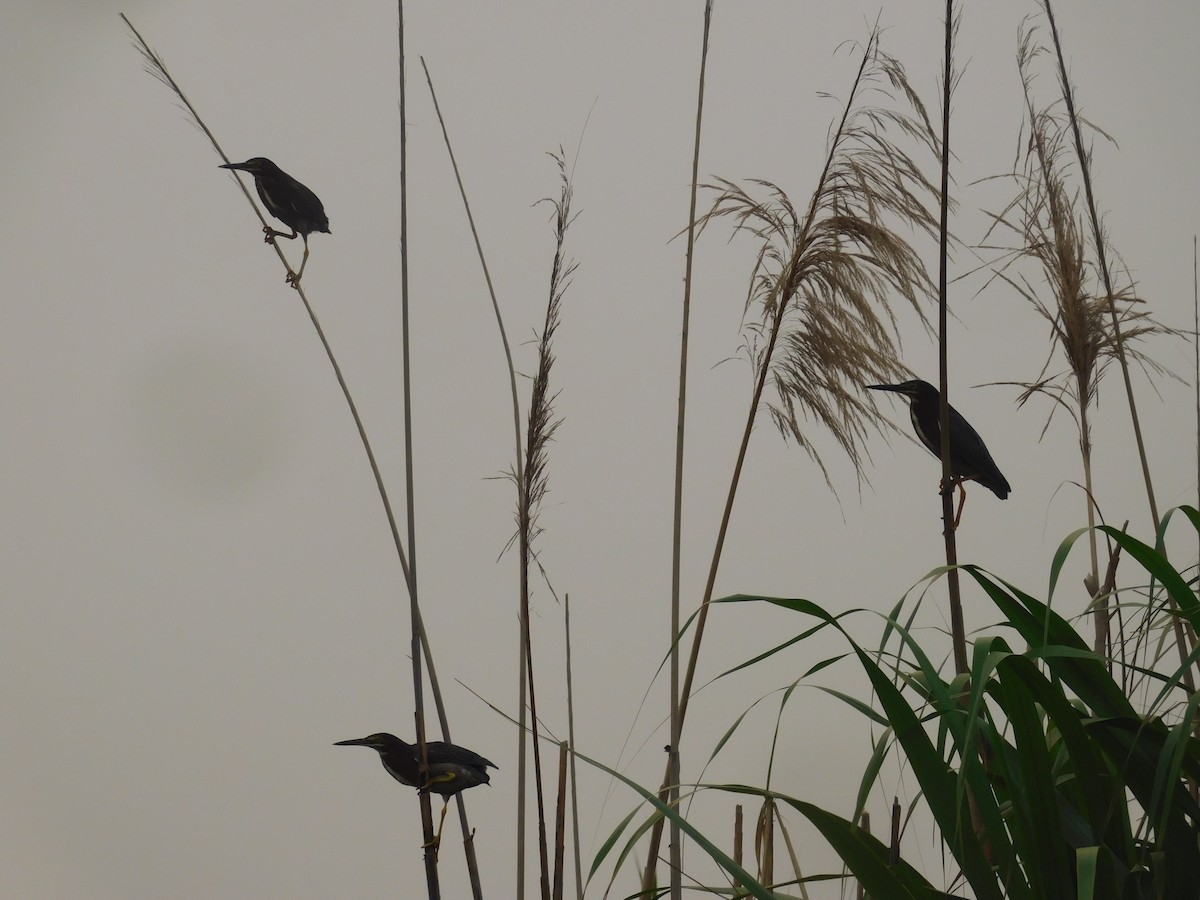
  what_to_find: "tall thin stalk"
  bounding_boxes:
[667,4,713,899]
[936,0,968,677]
[551,742,568,900]
[642,32,939,890]
[396,9,441,897]
[563,593,583,900]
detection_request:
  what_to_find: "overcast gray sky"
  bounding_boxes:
[5,2,1199,897]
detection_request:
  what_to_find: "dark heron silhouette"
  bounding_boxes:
[868,379,1010,527]
[334,732,496,849]
[219,157,329,286]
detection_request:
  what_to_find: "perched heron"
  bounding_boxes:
[334,732,496,849]
[868,379,1010,527]
[219,157,329,286]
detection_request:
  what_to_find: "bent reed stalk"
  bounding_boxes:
[419,56,529,898]
[123,15,468,896]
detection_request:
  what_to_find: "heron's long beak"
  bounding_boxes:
[219,161,252,172]
[333,737,374,747]
[866,383,904,393]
